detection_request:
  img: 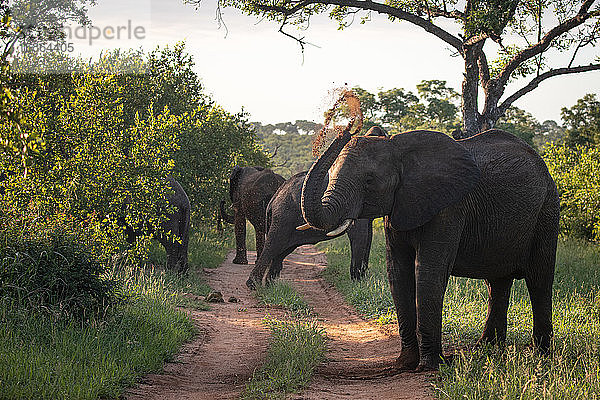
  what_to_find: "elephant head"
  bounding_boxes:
[300,129,480,234]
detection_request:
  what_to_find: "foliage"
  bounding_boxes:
[0,212,113,319]
[543,142,600,240]
[349,81,461,134]
[496,106,540,146]
[320,228,600,399]
[211,0,600,135]
[0,0,94,169]
[561,93,600,148]
[0,72,178,263]
[243,317,326,399]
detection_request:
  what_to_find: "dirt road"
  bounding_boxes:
[127,246,433,399]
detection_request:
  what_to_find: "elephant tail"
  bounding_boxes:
[179,202,191,272]
[219,200,235,224]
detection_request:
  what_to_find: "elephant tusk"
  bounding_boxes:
[296,223,313,231]
[326,219,353,237]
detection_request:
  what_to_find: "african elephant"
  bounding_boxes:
[300,127,559,371]
[245,171,373,289]
[220,166,285,264]
[245,126,387,290]
[123,177,191,273]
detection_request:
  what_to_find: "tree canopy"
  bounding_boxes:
[201,0,600,137]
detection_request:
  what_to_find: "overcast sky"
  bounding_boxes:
[72,0,600,125]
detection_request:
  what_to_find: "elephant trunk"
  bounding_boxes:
[219,200,234,224]
[301,128,353,232]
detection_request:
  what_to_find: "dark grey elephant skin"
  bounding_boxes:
[124,177,191,273]
[245,170,373,289]
[221,166,285,264]
[301,128,560,372]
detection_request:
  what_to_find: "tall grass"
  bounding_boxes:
[244,281,326,399]
[243,317,327,399]
[0,227,232,399]
[319,227,600,399]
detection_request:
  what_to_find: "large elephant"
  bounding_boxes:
[245,126,387,290]
[123,177,191,273]
[220,166,285,264]
[300,127,559,371]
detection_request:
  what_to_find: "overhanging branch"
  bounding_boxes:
[497,0,600,87]
[499,63,600,114]
[251,0,463,53]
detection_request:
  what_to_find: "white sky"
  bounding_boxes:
[70,0,600,125]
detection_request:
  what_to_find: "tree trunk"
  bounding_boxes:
[459,46,484,139]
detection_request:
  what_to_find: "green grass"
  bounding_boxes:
[0,226,232,399]
[244,280,325,399]
[255,280,312,315]
[318,225,600,399]
[243,317,327,399]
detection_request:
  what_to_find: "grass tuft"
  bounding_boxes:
[243,317,327,399]
[255,280,312,315]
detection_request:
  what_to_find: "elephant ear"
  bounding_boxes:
[229,166,244,202]
[391,131,481,231]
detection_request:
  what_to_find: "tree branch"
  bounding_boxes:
[499,63,600,114]
[497,0,599,87]
[251,0,463,53]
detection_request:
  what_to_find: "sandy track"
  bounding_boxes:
[127,246,433,400]
[281,246,433,400]
[127,251,282,400]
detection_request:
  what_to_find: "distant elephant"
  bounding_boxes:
[123,177,190,273]
[246,126,387,290]
[220,166,285,264]
[300,127,559,371]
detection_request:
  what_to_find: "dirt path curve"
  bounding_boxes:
[127,245,433,400]
[127,251,283,400]
[281,246,433,400]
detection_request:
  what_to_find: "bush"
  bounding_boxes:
[543,142,600,240]
[0,214,114,319]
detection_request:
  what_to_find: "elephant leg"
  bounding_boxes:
[385,229,419,370]
[478,277,513,345]
[233,211,248,265]
[414,264,449,371]
[525,201,558,353]
[348,219,373,281]
[255,227,266,260]
[266,246,296,282]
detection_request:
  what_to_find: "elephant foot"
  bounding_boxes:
[246,276,261,291]
[395,347,419,371]
[414,353,453,372]
[475,334,505,348]
[232,255,248,265]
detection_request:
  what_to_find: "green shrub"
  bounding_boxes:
[543,142,600,240]
[0,214,114,319]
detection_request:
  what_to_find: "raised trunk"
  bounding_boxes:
[301,129,353,231]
